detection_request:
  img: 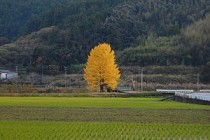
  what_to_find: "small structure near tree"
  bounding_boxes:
[0,69,18,84]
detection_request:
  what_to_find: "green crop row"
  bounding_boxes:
[1,107,209,124]
[0,97,210,109]
[0,121,209,140]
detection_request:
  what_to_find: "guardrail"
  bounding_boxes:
[200,90,210,93]
[156,89,194,94]
[117,86,132,91]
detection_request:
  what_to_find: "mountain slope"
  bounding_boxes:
[23,0,210,50]
[0,0,69,40]
[0,0,210,74]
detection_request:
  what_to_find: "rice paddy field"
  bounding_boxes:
[0,97,210,139]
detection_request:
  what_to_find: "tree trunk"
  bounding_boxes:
[100,84,104,92]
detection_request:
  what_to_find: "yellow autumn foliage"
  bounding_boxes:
[84,43,120,91]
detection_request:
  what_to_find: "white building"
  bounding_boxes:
[0,69,18,79]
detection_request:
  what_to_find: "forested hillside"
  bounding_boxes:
[0,0,210,76]
[0,0,69,40]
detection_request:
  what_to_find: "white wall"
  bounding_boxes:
[0,72,18,79]
[0,73,7,79]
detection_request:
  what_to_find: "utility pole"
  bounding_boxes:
[197,73,200,91]
[41,65,43,85]
[140,68,143,92]
[16,66,18,74]
[64,66,67,88]
[15,66,18,92]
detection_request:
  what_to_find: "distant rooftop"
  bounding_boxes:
[0,69,11,73]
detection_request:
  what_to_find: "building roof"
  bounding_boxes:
[0,69,10,73]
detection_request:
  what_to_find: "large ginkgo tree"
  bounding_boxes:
[84,43,120,92]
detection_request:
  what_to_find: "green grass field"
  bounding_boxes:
[0,97,210,139]
[0,97,210,109]
[1,121,209,140]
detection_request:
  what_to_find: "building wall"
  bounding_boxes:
[0,73,8,79]
[175,96,210,105]
[0,72,18,79]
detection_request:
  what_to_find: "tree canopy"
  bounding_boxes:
[84,43,120,91]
